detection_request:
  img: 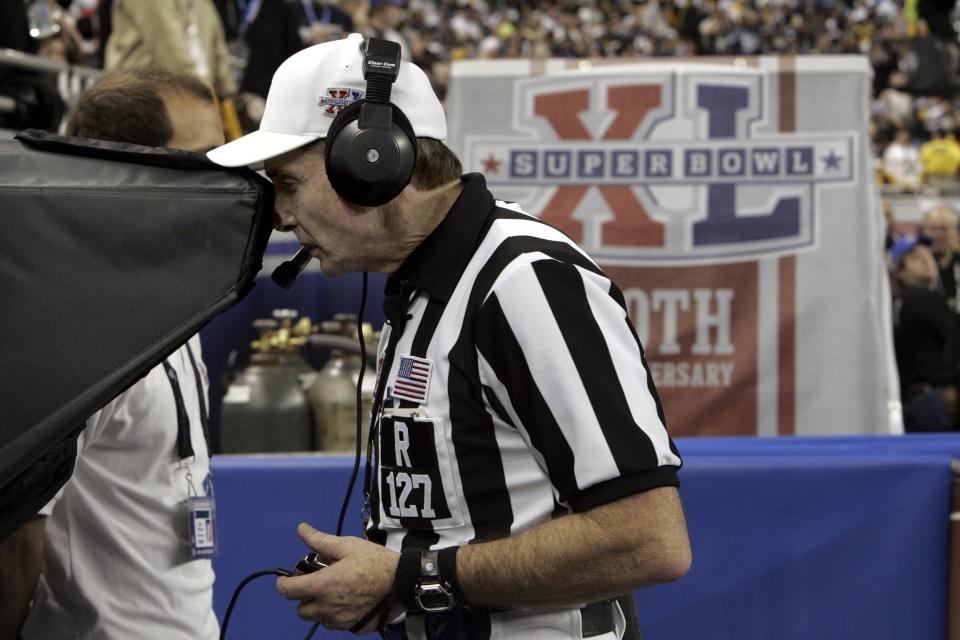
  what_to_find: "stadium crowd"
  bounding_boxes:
[3,0,960,194]
[3,0,960,433]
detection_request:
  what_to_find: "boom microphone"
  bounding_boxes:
[271,247,311,289]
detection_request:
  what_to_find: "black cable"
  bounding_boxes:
[224,274,371,640]
[303,273,370,640]
[219,568,293,640]
[336,271,369,538]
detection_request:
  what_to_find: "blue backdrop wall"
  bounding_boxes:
[209,434,960,640]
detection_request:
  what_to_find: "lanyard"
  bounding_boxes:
[362,282,415,524]
[240,0,263,27]
[234,0,263,38]
[162,343,209,462]
[300,0,318,25]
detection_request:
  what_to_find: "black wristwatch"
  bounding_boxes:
[415,550,457,612]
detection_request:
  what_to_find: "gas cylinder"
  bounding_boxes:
[219,309,315,453]
[307,314,377,452]
[335,313,376,442]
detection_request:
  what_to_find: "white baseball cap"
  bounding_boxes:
[207,33,446,168]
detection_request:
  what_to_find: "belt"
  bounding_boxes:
[385,601,620,639]
[581,600,617,638]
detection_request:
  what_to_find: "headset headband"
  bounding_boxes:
[324,37,416,207]
[362,38,400,104]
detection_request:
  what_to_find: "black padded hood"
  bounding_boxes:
[0,130,273,539]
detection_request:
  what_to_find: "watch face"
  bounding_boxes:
[417,581,455,612]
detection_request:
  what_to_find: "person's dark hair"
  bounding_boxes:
[66,67,214,146]
[306,137,462,191]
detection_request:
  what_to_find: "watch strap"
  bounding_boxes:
[393,547,423,612]
[437,546,467,605]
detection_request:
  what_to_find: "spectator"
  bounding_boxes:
[920,128,960,192]
[105,0,237,97]
[883,126,922,191]
[294,0,354,46]
[367,0,411,61]
[921,204,960,308]
[33,0,99,66]
[232,0,304,99]
[0,0,36,53]
[884,198,915,270]
[892,241,959,431]
[35,31,81,65]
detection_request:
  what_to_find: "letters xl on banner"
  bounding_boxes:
[447,56,898,436]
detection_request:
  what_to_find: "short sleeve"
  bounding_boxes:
[475,254,681,512]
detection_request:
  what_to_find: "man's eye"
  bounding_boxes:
[276,181,297,194]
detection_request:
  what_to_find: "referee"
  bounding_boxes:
[208,34,690,640]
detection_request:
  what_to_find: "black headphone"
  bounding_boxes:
[324,38,417,207]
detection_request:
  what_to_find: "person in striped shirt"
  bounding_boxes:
[209,33,690,640]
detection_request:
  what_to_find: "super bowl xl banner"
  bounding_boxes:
[446,55,899,437]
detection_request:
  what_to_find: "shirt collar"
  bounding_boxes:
[386,173,493,304]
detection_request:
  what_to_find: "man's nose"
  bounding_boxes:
[273,209,297,232]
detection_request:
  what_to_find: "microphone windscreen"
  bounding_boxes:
[271,248,311,289]
[271,261,300,289]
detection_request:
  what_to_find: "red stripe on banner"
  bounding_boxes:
[779,57,796,134]
[778,57,797,436]
[778,255,797,436]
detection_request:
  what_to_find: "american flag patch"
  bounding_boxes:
[391,355,432,404]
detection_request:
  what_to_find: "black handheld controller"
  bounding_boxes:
[295,552,333,575]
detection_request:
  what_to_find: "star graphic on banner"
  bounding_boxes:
[481,154,502,174]
[822,150,842,171]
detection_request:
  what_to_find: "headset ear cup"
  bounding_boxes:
[324,99,363,167]
[325,100,417,206]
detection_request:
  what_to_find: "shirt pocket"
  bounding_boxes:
[377,414,466,530]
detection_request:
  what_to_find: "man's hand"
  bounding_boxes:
[276,523,400,633]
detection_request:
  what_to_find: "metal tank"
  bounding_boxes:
[307,314,377,452]
[219,309,315,453]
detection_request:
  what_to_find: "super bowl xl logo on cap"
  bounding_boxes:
[320,88,363,117]
[465,71,858,264]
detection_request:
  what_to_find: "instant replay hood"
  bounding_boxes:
[0,130,274,540]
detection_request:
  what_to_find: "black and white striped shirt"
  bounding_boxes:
[367,173,682,638]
